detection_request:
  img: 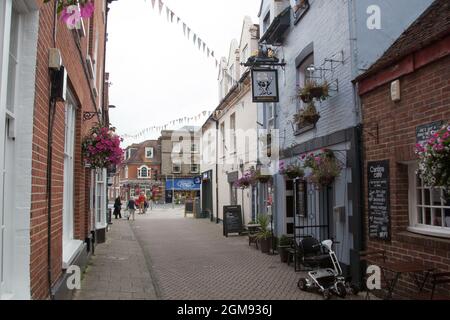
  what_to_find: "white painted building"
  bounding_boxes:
[0,0,40,299]
[201,17,260,224]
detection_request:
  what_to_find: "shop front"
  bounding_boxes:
[165,177,201,204]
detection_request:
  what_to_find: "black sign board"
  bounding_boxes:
[223,205,243,237]
[251,68,279,103]
[416,121,444,146]
[295,179,307,217]
[367,160,391,241]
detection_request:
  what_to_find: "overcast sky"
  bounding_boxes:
[106,0,260,147]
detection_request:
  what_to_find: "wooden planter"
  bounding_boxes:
[278,246,290,263]
[259,238,271,254]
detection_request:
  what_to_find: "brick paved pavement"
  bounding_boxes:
[75,205,367,300]
[73,218,158,300]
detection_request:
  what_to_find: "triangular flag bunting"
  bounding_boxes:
[198,38,202,50]
[183,23,186,35]
[166,7,170,21]
[187,28,191,39]
[158,0,163,15]
[203,43,206,52]
[151,0,156,9]
[193,34,197,45]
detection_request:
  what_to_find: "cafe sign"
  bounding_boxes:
[416,121,444,146]
[251,68,279,103]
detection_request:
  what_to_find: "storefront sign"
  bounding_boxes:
[165,178,201,191]
[223,205,243,237]
[367,160,391,240]
[416,121,444,146]
[251,68,279,103]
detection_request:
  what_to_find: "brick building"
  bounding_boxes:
[0,0,115,300]
[119,140,162,202]
[356,0,450,297]
[160,127,201,204]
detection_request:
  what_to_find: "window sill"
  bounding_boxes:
[396,229,450,251]
[406,226,450,239]
[62,239,84,269]
[294,2,310,25]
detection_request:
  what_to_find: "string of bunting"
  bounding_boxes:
[120,110,212,140]
[149,0,222,70]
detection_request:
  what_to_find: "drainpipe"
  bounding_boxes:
[215,119,219,224]
[45,0,59,300]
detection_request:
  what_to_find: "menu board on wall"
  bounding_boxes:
[223,205,243,237]
[367,160,391,240]
[416,121,444,146]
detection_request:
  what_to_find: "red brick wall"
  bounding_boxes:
[361,54,450,298]
[30,1,107,299]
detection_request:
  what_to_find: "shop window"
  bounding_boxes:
[408,164,450,238]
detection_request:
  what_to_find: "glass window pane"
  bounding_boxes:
[431,188,440,207]
[432,208,441,226]
[417,188,422,205]
[417,206,423,224]
[424,207,431,225]
[424,189,431,206]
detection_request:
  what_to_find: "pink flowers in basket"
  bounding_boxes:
[416,124,450,191]
[44,1,95,30]
[82,125,124,169]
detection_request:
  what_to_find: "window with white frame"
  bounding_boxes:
[145,147,154,159]
[173,142,182,154]
[220,122,226,158]
[95,168,107,229]
[191,143,199,153]
[296,54,314,130]
[63,91,83,267]
[191,164,199,173]
[408,164,450,238]
[124,165,128,179]
[138,166,150,179]
[241,44,249,65]
[267,103,275,130]
[230,113,236,153]
[173,162,181,174]
[263,12,271,34]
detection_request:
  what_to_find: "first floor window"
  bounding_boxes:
[138,166,149,178]
[173,162,181,174]
[191,164,199,173]
[145,147,154,159]
[408,164,450,238]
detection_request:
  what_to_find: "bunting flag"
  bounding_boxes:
[193,33,197,45]
[120,110,211,140]
[171,12,175,23]
[197,38,202,50]
[158,0,164,15]
[151,0,156,9]
[182,23,186,35]
[165,7,170,21]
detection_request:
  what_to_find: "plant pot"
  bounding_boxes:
[301,113,320,126]
[260,238,271,254]
[278,246,289,263]
[309,86,324,99]
[299,93,312,103]
[286,172,303,180]
[256,176,271,184]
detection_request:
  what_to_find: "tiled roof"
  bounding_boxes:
[356,0,450,81]
[124,140,160,164]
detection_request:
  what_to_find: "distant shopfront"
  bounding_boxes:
[165,177,201,204]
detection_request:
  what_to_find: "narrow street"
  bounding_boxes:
[75,205,323,300]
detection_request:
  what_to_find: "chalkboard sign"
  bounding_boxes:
[367,160,391,240]
[223,205,243,237]
[185,201,194,214]
[416,121,443,146]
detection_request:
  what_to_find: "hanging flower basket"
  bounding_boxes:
[279,161,305,180]
[233,170,255,189]
[82,124,124,169]
[254,170,272,184]
[297,80,329,103]
[44,0,95,29]
[304,149,342,187]
[294,102,321,127]
[416,124,450,191]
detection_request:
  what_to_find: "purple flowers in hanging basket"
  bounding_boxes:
[233,170,255,189]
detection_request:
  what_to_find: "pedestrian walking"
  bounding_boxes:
[138,192,146,214]
[143,200,148,214]
[127,197,137,221]
[113,196,122,219]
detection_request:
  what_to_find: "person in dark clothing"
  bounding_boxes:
[127,197,137,221]
[113,196,122,219]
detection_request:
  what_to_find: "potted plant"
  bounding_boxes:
[233,170,255,189]
[82,124,124,169]
[256,215,272,254]
[416,124,450,191]
[293,102,321,127]
[278,235,292,263]
[304,149,342,187]
[254,169,272,184]
[298,80,329,103]
[279,161,305,180]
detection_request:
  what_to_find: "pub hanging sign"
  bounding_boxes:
[251,68,279,103]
